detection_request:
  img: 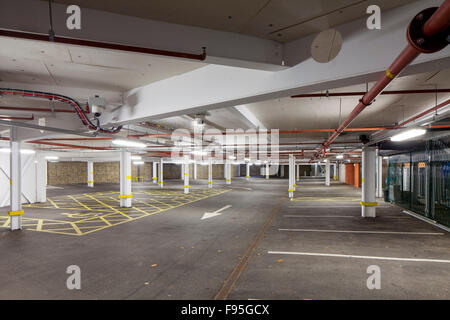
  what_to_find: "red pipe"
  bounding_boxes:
[313,1,450,159]
[0,29,206,61]
[0,105,90,113]
[291,89,450,98]
[0,115,34,120]
[393,98,450,129]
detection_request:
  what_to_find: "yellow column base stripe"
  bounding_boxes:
[158,181,163,183]
[288,189,295,192]
[118,194,133,199]
[246,176,250,178]
[208,182,213,184]
[87,181,94,183]
[8,210,24,216]
[293,184,297,187]
[360,201,378,207]
[226,179,231,181]
[152,177,157,179]
[184,185,190,188]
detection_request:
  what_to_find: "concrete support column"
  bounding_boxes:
[158,158,164,188]
[296,164,300,182]
[325,161,330,186]
[152,162,157,183]
[314,163,318,176]
[36,153,47,203]
[184,158,190,194]
[361,147,377,218]
[87,161,94,187]
[265,163,269,179]
[119,151,132,208]
[180,163,184,180]
[225,162,231,185]
[333,163,337,181]
[194,162,197,180]
[376,149,383,198]
[246,163,250,180]
[288,154,294,199]
[208,160,213,188]
[9,127,23,231]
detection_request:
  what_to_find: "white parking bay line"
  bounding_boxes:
[267,251,450,263]
[278,228,444,235]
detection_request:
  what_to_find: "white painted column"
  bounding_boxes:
[208,160,213,188]
[225,161,231,185]
[296,164,300,182]
[376,149,383,198]
[184,157,190,194]
[314,163,318,176]
[152,161,157,183]
[193,162,197,180]
[36,153,47,203]
[325,161,330,186]
[246,163,250,180]
[288,154,294,199]
[158,158,164,188]
[333,163,337,181]
[180,163,184,180]
[9,127,22,231]
[361,147,377,218]
[87,161,94,187]
[119,151,132,208]
[265,163,269,179]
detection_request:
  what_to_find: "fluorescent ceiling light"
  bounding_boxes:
[191,150,207,156]
[112,139,146,148]
[391,129,426,142]
[131,156,142,160]
[228,155,236,160]
[336,155,344,159]
[133,161,144,165]
[244,158,250,162]
[45,156,59,160]
[0,148,35,154]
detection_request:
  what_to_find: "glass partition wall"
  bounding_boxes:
[386,136,450,227]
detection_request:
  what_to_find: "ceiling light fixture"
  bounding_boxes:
[45,156,59,160]
[336,155,344,159]
[112,139,147,148]
[133,161,144,165]
[131,156,142,160]
[391,129,426,142]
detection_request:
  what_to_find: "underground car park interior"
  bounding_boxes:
[0,0,449,314]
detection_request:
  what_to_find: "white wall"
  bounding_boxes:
[0,152,46,207]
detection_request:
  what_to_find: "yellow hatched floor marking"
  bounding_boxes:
[36,219,43,231]
[68,195,92,211]
[1,217,10,227]
[83,193,132,220]
[4,189,230,236]
[47,198,60,209]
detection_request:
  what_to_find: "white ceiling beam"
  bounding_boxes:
[1,0,284,71]
[102,0,450,125]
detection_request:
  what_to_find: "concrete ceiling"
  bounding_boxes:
[0,36,205,92]
[47,0,417,42]
[242,69,450,139]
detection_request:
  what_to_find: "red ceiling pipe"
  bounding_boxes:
[29,140,117,150]
[0,105,90,113]
[0,114,34,120]
[0,29,206,61]
[291,88,450,98]
[313,2,450,159]
[392,98,450,129]
[39,137,113,141]
[129,127,395,138]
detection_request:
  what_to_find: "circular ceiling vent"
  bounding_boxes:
[311,29,343,63]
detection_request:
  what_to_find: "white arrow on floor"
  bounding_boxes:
[201,205,232,220]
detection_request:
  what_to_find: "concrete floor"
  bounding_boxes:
[0,178,448,299]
